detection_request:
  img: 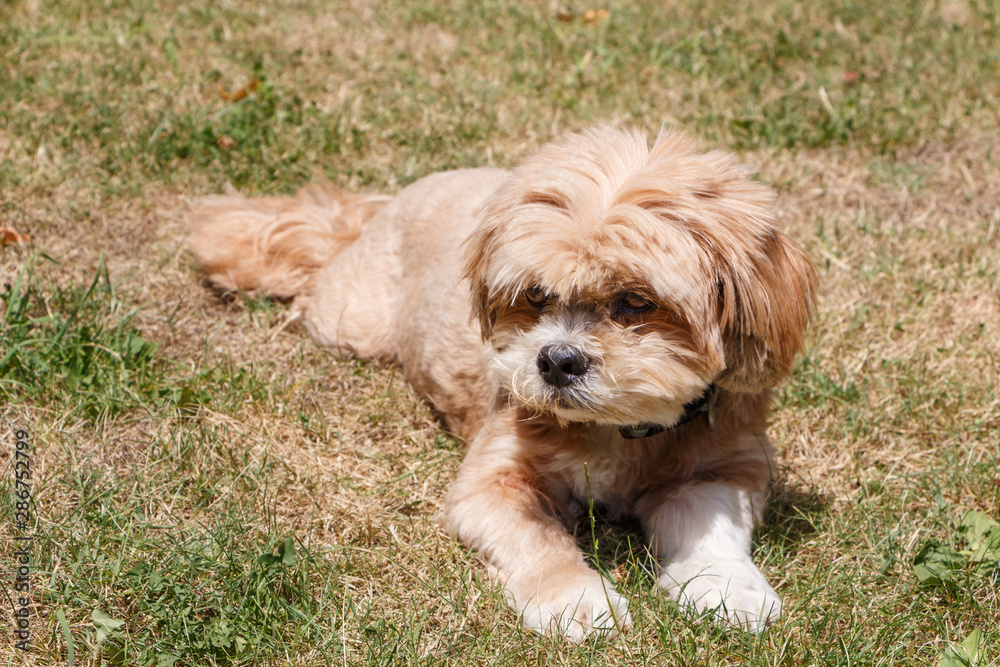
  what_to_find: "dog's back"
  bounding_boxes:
[187,169,511,438]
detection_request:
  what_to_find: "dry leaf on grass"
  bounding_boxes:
[219,77,259,102]
[582,9,610,26]
[557,8,610,25]
[0,226,31,246]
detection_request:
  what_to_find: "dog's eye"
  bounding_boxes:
[611,292,655,325]
[524,286,549,308]
[616,292,654,315]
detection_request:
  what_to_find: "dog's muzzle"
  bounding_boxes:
[537,344,589,388]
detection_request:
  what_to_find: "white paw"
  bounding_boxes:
[508,566,632,642]
[659,556,780,633]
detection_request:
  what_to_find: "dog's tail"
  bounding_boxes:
[187,182,389,300]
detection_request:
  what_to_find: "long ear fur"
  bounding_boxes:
[715,229,817,393]
[463,211,503,340]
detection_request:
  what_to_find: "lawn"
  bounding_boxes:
[1,0,999,665]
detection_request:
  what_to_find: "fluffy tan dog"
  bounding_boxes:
[188,126,817,640]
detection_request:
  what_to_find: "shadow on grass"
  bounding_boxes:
[573,510,656,587]
[760,477,830,552]
[569,477,832,585]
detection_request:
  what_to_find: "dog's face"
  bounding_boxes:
[464,126,817,428]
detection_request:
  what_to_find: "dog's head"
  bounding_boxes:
[464,126,817,428]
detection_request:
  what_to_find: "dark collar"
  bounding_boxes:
[618,384,719,439]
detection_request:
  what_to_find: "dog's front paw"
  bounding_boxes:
[507,564,631,642]
[659,556,780,633]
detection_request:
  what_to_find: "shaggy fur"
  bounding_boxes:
[188,125,817,640]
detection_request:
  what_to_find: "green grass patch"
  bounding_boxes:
[0,257,272,420]
[3,0,999,204]
[1,257,170,418]
[40,471,343,666]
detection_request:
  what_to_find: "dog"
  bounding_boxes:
[188,125,817,640]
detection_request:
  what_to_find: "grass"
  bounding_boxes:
[1,0,999,664]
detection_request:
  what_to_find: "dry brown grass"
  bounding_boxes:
[767,134,1000,492]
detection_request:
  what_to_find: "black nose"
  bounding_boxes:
[537,345,589,387]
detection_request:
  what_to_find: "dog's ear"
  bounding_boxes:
[714,230,817,393]
[463,217,500,340]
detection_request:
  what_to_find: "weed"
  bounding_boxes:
[1,257,169,418]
